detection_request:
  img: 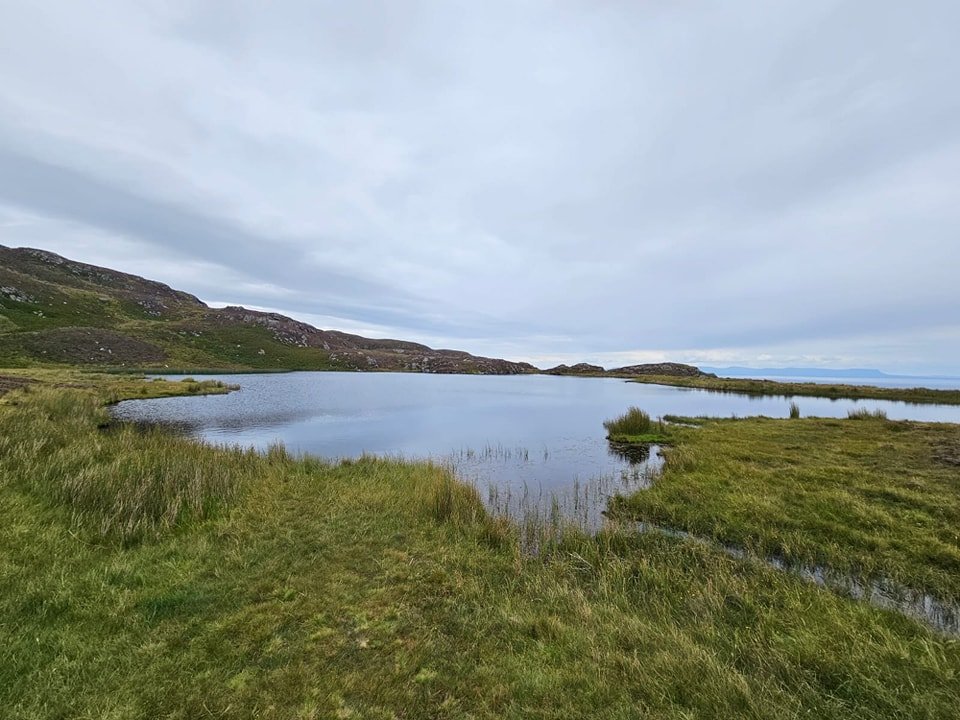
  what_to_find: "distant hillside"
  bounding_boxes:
[0,245,537,374]
[545,362,712,378]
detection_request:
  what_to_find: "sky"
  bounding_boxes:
[1,1,959,375]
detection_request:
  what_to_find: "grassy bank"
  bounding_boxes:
[3,374,960,718]
[610,414,960,602]
[627,373,960,405]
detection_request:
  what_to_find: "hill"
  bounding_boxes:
[545,361,712,378]
[0,245,537,374]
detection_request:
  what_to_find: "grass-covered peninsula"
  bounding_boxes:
[608,412,960,603]
[628,373,960,405]
[2,370,960,718]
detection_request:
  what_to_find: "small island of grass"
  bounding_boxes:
[603,406,671,444]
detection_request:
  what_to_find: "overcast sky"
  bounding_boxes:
[1,1,958,374]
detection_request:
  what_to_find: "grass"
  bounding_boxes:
[2,373,960,717]
[848,406,888,420]
[603,406,670,443]
[627,373,960,405]
[609,412,960,602]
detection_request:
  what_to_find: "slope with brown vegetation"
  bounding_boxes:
[0,245,537,374]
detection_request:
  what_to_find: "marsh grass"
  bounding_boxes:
[612,414,960,602]
[2,373,960,718]
[789,401,801,419]
[847,406,888,420]
[0,384,249,543]
[628,373,960,405]
[604,406,652,435]
[603,406,669,443]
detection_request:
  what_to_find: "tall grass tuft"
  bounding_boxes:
[0,387,258,543]
[789,402,801,419]
[603,407,653,437]
[848,407,888,420]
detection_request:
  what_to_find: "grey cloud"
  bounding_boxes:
[0,1,958,372]
[0,149,482,336]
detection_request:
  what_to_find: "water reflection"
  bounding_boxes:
[112,371,960,527]
[607,440,653,464]
[439,440,662,531]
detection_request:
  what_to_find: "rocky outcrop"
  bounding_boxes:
[215,307,327,349]
[0,245,205,317]
[545,362,712,377]
[608,362,713,377]
[328,348,537,374]
[213,305,537,374]
[0,286,36,304]
[545,363,605,375]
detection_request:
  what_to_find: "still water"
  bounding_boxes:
[113,371,960,634]
[113,372,960,527]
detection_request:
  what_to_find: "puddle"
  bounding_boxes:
[630,522,960,636]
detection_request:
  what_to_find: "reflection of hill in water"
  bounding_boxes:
[114,400,322,434]
[111,371,960,530]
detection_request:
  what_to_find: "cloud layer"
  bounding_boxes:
[1,1,958,373]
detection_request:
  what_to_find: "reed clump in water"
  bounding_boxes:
[603,406,669,443]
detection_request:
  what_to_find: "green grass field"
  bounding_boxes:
[2,372,959,718]
[610,414,960,602]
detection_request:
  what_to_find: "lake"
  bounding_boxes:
[113,372,960,527]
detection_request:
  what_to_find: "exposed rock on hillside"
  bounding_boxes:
[545,362,713,378]
[3,246,204,315]
[545,363,605,375]
[214,306,535,373]
[0,245,538,374]
[608,362,712,377]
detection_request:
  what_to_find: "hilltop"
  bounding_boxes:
[0,245,536,374]
[545,361,713,378]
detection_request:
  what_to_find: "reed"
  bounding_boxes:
[847,406,888,420]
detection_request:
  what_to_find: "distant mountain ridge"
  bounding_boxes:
[0,245,536,374]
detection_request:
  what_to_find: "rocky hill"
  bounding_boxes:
[545,361,712,378]
[607,362,711,377]
[544,363,605,375]
[0,245,537,374]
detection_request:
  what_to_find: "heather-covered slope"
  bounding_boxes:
[0,246,536,373]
